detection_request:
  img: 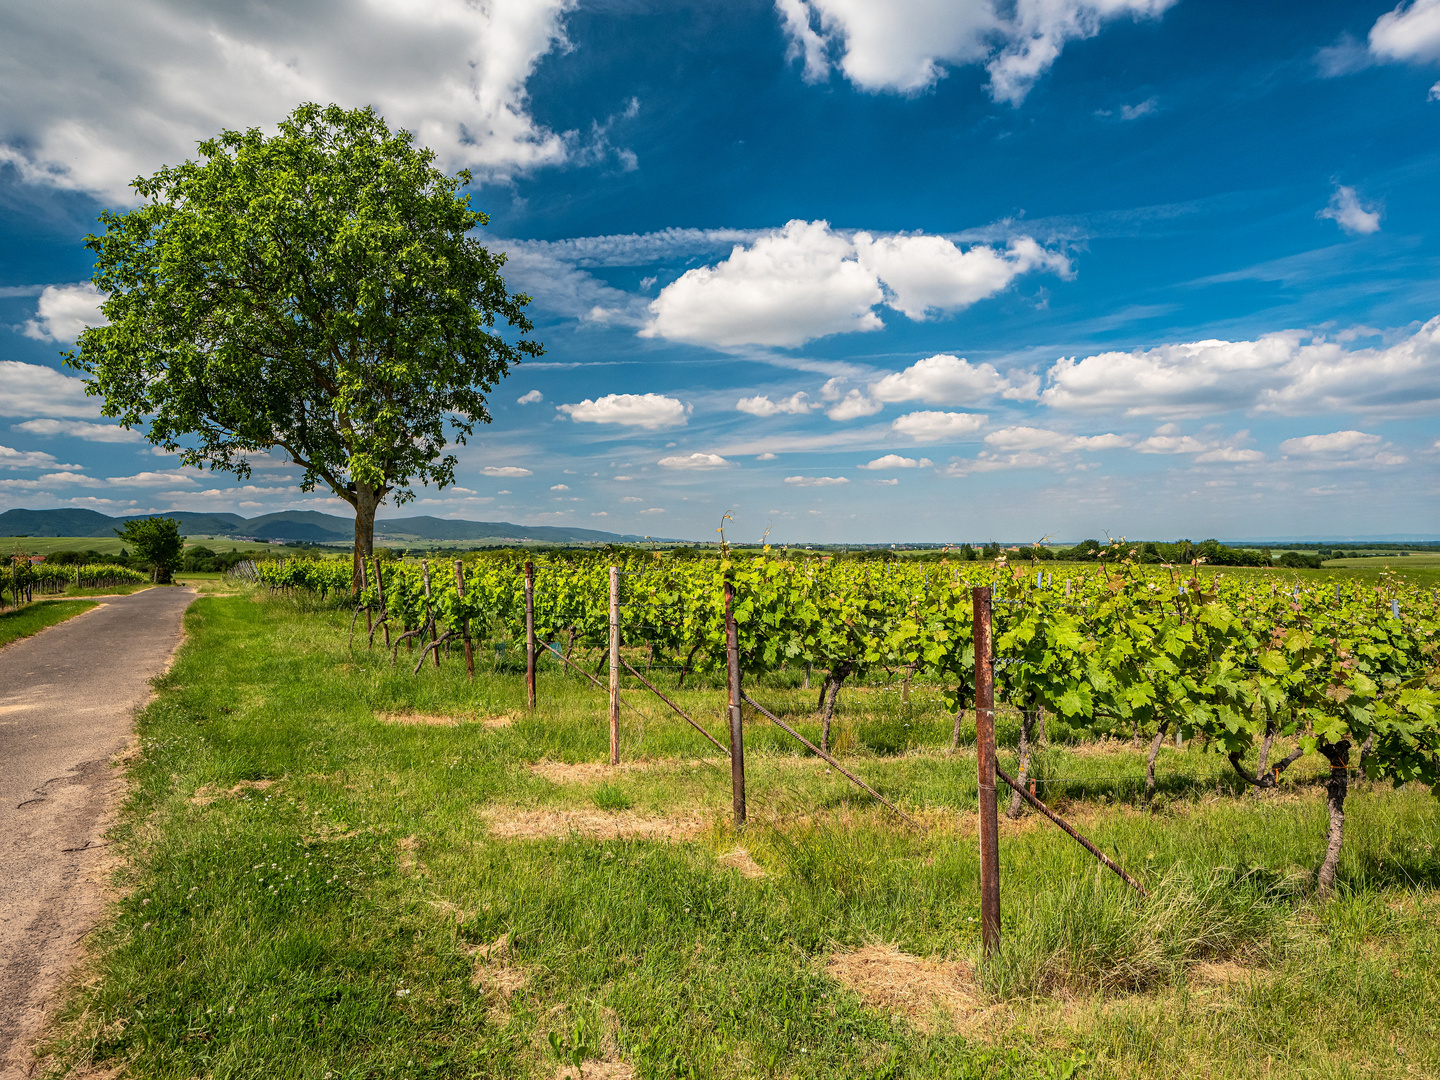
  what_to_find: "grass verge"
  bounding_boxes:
[0,598,98,650]
[42,592,1440,1079]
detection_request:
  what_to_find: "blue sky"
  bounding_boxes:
[2,0,1439,543]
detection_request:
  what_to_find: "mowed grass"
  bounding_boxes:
[45,592,1440,1079]
[0,598,98,649]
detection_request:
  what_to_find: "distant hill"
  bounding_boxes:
[0,507,675,545]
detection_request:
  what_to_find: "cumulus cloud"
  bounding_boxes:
[1281,430,1381,454]
[0,360,103,418]
[0,0,577,202]
[1369,0,1440,64]
[890,411,989,442]
[778,0,1176,105]
[550,483,570,491]
[638,506,667,514]
[481,466,534,477]
[736,392,816,416]
[642,220,883,348]
[1277,429,1407,467]
[852,233,1071,321]
[827,389,884,421]
[13,418,142,442]
[658,452,732,470]
[984,426,1130,452]
[872,354,1033,406]
[1042,315,1440,418]
[0,444,78,470]
[21,283,107,342]
[517,390,544,404]
[784,475,850,486]
[107,470,197,487]
[558,393,688,429]
[1318,185,1382,235]
[858,454,932,470]
[640,220,1066,348]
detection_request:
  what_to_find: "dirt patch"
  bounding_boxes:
[189,778,278,806]
[377,711,513,728]
[826,944,982,1033]
[554,1062,635,1080]
[716,847,766,878]
[468,934,529,995]
[398,834,421,875]
[481,807,709,841]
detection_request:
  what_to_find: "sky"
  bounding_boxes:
[2,0,1439,544]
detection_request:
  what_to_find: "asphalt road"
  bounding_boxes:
[0,587,194,1076]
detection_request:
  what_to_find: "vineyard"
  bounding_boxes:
[3,559,147,607]
[245,544,1440,894]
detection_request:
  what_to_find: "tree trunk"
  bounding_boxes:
[1317,739,1352,897]
[900,664,914,705]
[820,662,852,754]
[1255,720,1277,784]
[1144,718,1171,802]
[1006,703,1038,819]
[352,481,380,594]
[1358,731,1375,776]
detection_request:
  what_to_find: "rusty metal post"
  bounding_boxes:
[454,561,474,680]
[525,561,537,709]
[609,565,620,766]
[725,578,747,826]
[973,586,1000,957]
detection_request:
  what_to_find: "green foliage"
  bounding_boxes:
[115,517,183,583]
[68,101,543,562]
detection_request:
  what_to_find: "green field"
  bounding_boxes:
[2,535,326,558]
[0,598,98,649]
[38,589,1440,1079]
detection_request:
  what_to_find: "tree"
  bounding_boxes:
[68,102,542,585]
[116,517,183,583]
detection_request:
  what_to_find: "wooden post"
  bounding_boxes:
[421,561,439,665]
[373,558,390,648]
[725,578,747,826]
[609,565,620,766]
[454,561,474,680]
[360,559,373,633]
[973,586,1000,958]
[525,561,537,709]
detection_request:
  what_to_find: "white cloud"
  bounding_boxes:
[1280,430,1380,454]
[107,470,197,487]
[658,452,732,470]
[858,454,932,470]
[890,410,989,442]
[638,506,667,514]
[558,393,689,429]
[736,392,816,416]
[827,389,883,421]
[784,475,850,486]
[1318,185,1382,235]
[640,220,1066,348]
[853,233,1071,320]
[779,0,1176,105]
[985,426,1130,452]
[875,477,899,485]
[1279,430,1407,468]
[550,483,570,491]
[0,0,576,203]
[517,390,544,404]
[0,360,103,418]
[1042,315,1440,418]
[1369,0,1440,64]
[642,220,883,348]
[13,418,141,442]
[872,354,1032,406]
[481,466,534,477]
[1119,97,1158,120]
[756,452,778,460]
[0,444,77,470]
[1431,79,1440,99]
[592,511,608,516]
[21,283,107,343]
[1194,447,1265,463]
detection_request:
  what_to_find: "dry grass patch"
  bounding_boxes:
[826,944,982,1033]
[528,758,725,784]
[376,711,513,728]
[553,1062,635,1080]
[716,847,766,878]
[189,778,278,806]
[468,933,529,996]
[480,806,710,841]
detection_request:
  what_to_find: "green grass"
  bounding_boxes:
[44,591,1440,1079]
[0,598,98,649]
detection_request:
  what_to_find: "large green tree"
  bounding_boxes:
[116,516,183,584]
[68,103,542,582]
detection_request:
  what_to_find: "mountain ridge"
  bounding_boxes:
[0,507,678,544]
